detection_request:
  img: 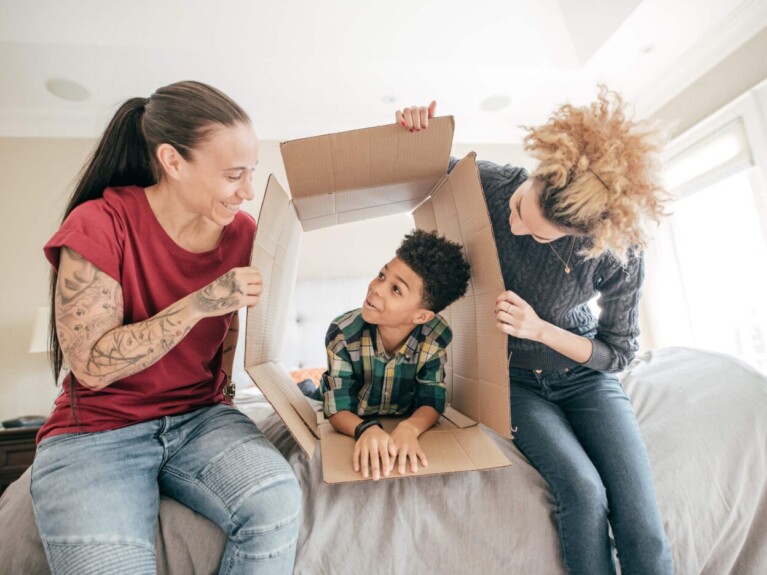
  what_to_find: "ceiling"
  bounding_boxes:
[1,0,766,143]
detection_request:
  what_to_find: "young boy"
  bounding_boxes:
[316,229,470,481]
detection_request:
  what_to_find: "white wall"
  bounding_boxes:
[0,138,93,422]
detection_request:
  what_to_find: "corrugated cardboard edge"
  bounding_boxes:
[292,180,441,230]
[441,405,476,429]
[245,175,319,459]
[280,116,454,198]
[413,154,513,439]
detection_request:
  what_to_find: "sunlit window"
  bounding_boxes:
[645,98,767,374]
[669,169,767,371]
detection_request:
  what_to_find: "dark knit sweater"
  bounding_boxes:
[450,158,644,373]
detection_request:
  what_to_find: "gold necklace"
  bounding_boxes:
[548,237,576,274]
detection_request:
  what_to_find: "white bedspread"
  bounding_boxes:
[257,346,767,574]
[2,347,765,574]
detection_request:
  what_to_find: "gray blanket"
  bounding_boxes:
[2,347,766,574]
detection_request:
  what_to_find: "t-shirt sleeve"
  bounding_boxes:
[44,200,125,282]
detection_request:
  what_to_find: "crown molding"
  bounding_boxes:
[638,0,767,116]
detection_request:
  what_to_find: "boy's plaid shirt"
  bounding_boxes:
[321,308,452,418]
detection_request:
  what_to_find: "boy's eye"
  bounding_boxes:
[226,175,240,182]
[378,272,385,279]
[392,285,401,295]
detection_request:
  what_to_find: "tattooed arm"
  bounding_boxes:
[56,247,263,390]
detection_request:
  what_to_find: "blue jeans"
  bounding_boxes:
[509,365,673,575]
[30,403,301,575]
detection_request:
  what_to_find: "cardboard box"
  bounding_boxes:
[245,117,513,483]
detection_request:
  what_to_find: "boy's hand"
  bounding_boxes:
[353,426,397,481]
[391,422,428,474]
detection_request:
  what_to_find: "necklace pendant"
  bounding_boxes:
[564,266,571,274]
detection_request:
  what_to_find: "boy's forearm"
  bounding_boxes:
[328,404,441,438]
[328,410,365,438]
[396,405,440,437]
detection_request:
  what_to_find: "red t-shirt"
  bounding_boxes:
[38,186,256,442]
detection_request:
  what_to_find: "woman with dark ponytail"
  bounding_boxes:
[32,81,301,575]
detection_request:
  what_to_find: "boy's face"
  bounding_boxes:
[362,257,434,328]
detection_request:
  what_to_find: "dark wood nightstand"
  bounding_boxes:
[0,426,40,497]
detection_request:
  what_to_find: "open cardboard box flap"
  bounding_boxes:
[280,117,455,231]
[245,117,513,483]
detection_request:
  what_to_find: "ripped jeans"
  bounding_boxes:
[508,365,674,575]
[30,403,301,575]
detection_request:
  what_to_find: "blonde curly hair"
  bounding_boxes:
[523,85,669,263]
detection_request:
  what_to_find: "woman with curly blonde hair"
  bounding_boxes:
[396,88,674,574]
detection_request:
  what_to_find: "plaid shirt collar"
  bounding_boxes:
[372,324,419,362]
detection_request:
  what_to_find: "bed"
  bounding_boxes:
[1,345,766,574]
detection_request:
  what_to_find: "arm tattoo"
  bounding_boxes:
[56,247,196,388]
[195,270,243,312]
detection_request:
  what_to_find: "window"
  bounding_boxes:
[644,85,767,373]
[667,168,767,370]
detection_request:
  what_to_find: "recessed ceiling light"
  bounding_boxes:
[382,95,397,103]
[45,77,90,102]
[480,94,510,112]
[640,44,656,55]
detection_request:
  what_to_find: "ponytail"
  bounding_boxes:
[62,97,155,220]
[49,97,155,391]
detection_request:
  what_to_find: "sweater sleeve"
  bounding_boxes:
[584,251,645,373]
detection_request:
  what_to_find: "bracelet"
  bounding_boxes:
[354,419,383,440]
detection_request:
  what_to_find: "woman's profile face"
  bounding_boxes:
[175,121,260,227]
[508,179,568,243]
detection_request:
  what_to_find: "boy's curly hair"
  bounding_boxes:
[523,85,669,263]
[396,229,470,313]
